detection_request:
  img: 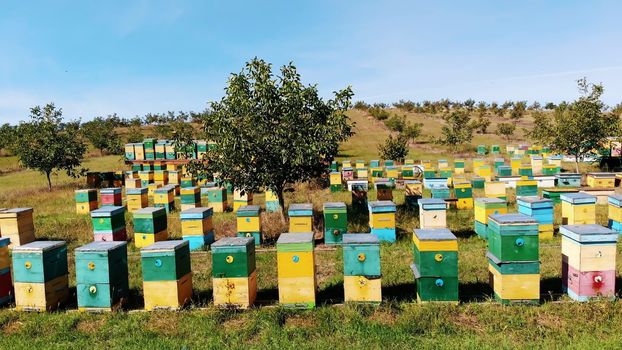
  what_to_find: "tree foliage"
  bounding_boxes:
[81,115,122,155]
[437,110,473,150]
[378,134,409,162]
[197,58,354,207]
[13,103,87,190]
[170,120,197,160]
[496,122,516,141]
[510,101,527,120]
[0,123,16,154]
[530,78,618,172]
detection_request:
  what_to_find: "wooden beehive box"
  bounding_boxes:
[411,228,458,302]
[212,237,257,309]
[561,193,596,225]
[236,205,261,246]
[276,232,316,308]
[126,187,148,212]
[288,203,313,233]
[323,202,347,245]
[342,234,381,303]
[133,207,168,248]
[368,201,396,242]
[418,198,447,229]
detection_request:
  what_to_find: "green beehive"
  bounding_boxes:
[493,158,505,170]
[423,169,436,179]
[236,205,261,245]
[491,145,500,154]
[542,188,578,204]
[519,166,533,177]
[133,207,168,234]
[91,207,126,233]
[330,161,338,172]
[439,169,452,178]
[323,202,347,245]
[155,142,167,159]
[132,164,142,172]
[412,229,459,303]
[477,145,487,155]
[496,165,512,176]
[487,214,539,262]
[471,177,485,189]
[212,237,256,278]
[454,183,472,199]
[140,241,191,282]
[141,163,153,171]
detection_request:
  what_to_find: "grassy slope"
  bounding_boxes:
[0,112,618,349]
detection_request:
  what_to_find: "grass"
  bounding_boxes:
[0,119,620,348]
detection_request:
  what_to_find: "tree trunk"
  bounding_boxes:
[46,171,52,191]
[277,189,285,212]
[575,157,580,173]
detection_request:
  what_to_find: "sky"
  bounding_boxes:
[1,0,621,123]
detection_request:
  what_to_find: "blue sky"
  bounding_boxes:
[1,0,621,123]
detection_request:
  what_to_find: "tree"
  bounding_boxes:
[378,134,409,162]
[197,58,354,208]
[13,103,87,190]
[529,101,541,110]
[544,102,557,110]
[510,101,527,120]
[530,78,618,172]
[437,110,473,150]
[81,115,122,156]
[471,115,491,134]
[170,120,197,160]
[463,99,476,112]
[0,123,16,154]
[496,122,516,141]
[126,118,144,143]
[402,120,423,142]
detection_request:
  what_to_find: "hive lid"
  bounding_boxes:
[126,187,147,194]
[474,198,506,205]
[75,189,96,193]
[212,237,255,248]
[560,192,596,204]
[368,201,396,210]
[134,207,167,216]
[277,232,314,245]
[0,237,10,247]
[236,205,261,216]
[141,240,188,251]
[589,172,615,178]
[288,203,313,211]
[488,213,537,225]
[517,196,553,206]
[91,206,125,217]
[417,198,446,205]
[342,233,379,245]
[403,180,422,184]
[180,207,213,218]
[323,202,346,209]
[555,173,581,178]
[0,207,33,217]
[414,228,456,241]
[559,224,619,243]
[76,241,126,252]
[13,240,65,252]
[100,187,122,194]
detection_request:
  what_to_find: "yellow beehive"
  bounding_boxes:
[586,173,615,188]
[405,181,423,197]
[288,204,313,233]
[277,233,316,308]
[147,183,162,198]
[484,181,506,199]
[343,276,381,302]
[134,145,145,160]
[488,262,540,301]
[561,194,596,225]
[510,158,522,175]
[233,190,253,212]
[473,159,485,170]
[368,212,395,228]
[139,171,154,186]
[385,167,399,179]
[153,171,169,186]
[530,157,543,175]
[0,208,36,247]
[476,166,492,181]
[125,178,142,189]
[14,275,69,311]
[143,273,192,311]
[539,224,554,241]
[212,271,257,309]
[548,157,562,168]
[438,160,449,169]
[454,159,465,175]
[166,163,178,171]
[474,198,508,224]
[126,188,148,212]
[456,198,474,210]
[330,172,342,185]
[135,230,168,248]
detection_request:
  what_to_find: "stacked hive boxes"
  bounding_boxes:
[212,237,257,309]
[180,187,201,211]
[126,188,148,212]
[133,143,145,160]
[517,197,554,240]
[75,241,129,311]
[181,177,196,188]
[607,195,622,232]
[165,143,176,159]
[356,166,368,180]
[518,165,533,177]
[153,170,168,186]
[180,207,214,250]
[487,214,540,304]
[277,232,316,308]
[368,201,396,242]
[418,198,447,229]
[133,207,168,248]
[236,205,261,246]
[474,198,507,239]
[404,180,423,208]
[13,241,69,311]
[139,171,153,188]
[265,190,280,212]
[560,225,618,301]
[561,193,596,225]
[454,181,473,209]
[497,165,512,177]
[423,166,436,179]
[542,188,578,204]
[155,141,167,159]
[531,156,543,175]
[484,181,506,200]
[91,206,127,242]
[125,144,135,160]
[233,190,253,212]
[100,188,122,207]
[342,166,354,182]
[402,164,415,180]
[375,179,394,201]
[385,166,399,181]
[342,234,381,303]
[454,159,465,174]
[168,171,181,192]
[329,171,343,192]
[288,203,313,233]
[75,189,98,214]
[587,173,615,188]
[411,229,458,302]
[143,138,156,160]
[323,202,347,245]
[141,241,192,310]
[0,238,11,305]
[516,179,538,198]
[207,187,228,213]
[154,185,175,213]
[476,165,492,181]
[556,173,581,187]
[196,141,207,159]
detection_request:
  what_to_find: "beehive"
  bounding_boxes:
[196,140,207,159]
[75,189,98,214]
[555,173,581,187]
[154,185,176,213]
[133,143,145,160]
[153,170,169,186]
[141,163,153,171]
[233,190,253,212]
[518,165,533,177]
[124,144,135,160]
[517,197,554,240]
[236,205,261,246]
[329,171,343,192]
[412,228,458,302]
[542,165,560,175]
[207,187,228,213]
[13,241,69,311]
[404,180,423,208]
[488,214,539,262]
[330,161,338,172]
[472,158,485,170]
[491,145,500,154]
[385,166,399,181]
[347,179,368,192]
[323,202,347,245]
[430,184,451,199]
[75,241,129,311]
[277,232,316,308]
[181,177,196,188]
[531,156,543,175]
[532,175,556,188]
[496,165,512,177]
[125,177,141,189]
[168,170,181,187]
[288,203,313,233]
[143,138,156,160]
[438,168,452,184]
[147,183,162,198]
[100,188,122,207]
[374,179,394,201]
[608,195,622,233]
[423,177,445,189]
[180,207,214,250]
[126,187,148,212]
[179,187,201,211]
[561,193,596,225]
[477,145,487,155]
[0,208,35,248]
[265,190,280,212]
[542,188,579,204]
[342,160,352,168]
[342,234,381,303]
[548,155,562,167]
[138,171,154,188]
[155,142,166,159]
[560,224,618,301]
[384,160,395,167]
[516,179,538,198]
[0,238,12,305]
[484,181,506,200]
[163,144,175,160]
[141,240,192,310]
[476,165,492,181]
[418,198,447,229]
[423,166,436,179]
[454,159,465,174]
[473,198,507,239]
[91,206,127,242]
[586,173,615,188]
[487,253,540,304]
[370,167,384,182]
[212,237,257,309]
[342,167,354,182]
[471,177,485,189]
[454,181,473,210]
[356,167,368,180]
[370,160,380,168]
[493,158,505,171]
[133,207,168,248]
[153,161,165,171]
[368,201,396,242]
[402,165,415,180]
